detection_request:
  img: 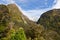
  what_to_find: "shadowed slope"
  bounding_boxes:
[0,4,11,38]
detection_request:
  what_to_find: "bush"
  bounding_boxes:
[14,27,26,40]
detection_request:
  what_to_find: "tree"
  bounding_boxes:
[11,27,26,40]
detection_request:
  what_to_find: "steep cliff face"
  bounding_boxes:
[37,9,60,40]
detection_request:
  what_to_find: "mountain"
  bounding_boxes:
[1,4,60,40]
[7,4,44,40]
[0,4,28,40]
[0,4,44,40]
[37,9,60,40]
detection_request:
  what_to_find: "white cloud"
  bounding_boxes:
[53,0,60,9]
[15,3,24,13]
[22,9,50,21]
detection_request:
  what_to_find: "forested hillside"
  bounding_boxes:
[0,4,60,40]
[37,9,60,40]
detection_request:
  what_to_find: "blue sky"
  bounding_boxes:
[0,0,59,21]
[15,0,55,10]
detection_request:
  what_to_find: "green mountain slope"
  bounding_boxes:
[7,4,24,23]
[0,4,44,40]
[22,15,44,40]
[37,9,60,40]
[0,4,27,40]
[7,4,44,40]
[1,4,60,40]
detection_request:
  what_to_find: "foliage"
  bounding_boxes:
[13,27,26,40]
[0,5,11,39]
[0,4,60,40]
[37,9,60,40]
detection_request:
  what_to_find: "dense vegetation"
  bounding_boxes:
[0,5,11,38]
[37,9,60,40]
[0,4,60,40]
[0,4,26,40]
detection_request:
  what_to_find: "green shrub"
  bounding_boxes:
[14,27,26,40]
